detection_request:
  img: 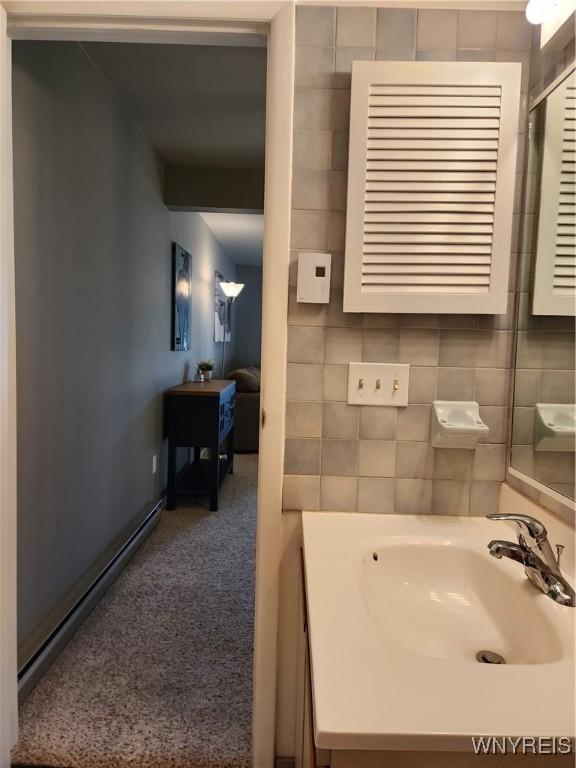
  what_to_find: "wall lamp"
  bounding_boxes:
[219,281,245,378]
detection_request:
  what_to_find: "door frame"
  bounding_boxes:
[0,3,293,768]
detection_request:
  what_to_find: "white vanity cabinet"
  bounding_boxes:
[298,512,574,768]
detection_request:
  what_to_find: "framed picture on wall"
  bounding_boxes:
[171,242,192,351]
[214,277,231,343]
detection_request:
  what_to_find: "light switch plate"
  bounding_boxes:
[347,362,410,406]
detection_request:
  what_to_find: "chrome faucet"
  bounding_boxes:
[487,514,575,607]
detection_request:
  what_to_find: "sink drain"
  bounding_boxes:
[476,650,506,665]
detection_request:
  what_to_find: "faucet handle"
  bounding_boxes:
[486,513,547,544]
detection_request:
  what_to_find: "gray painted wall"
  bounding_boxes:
[13,41,234,667]
[229,265,263,371]
[169,210,237,371]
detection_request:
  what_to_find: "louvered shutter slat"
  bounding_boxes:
[369,128,501,139]
[366,203,496,213]
[369,118,501,128]
[368,139,499,150]
[366,171,497,181]
[367,164,497,173]
[365,224,493,233]
[365,212,495,223]
[363,254,491,263]
[364,234,493,244]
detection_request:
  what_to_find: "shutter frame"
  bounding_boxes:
[343,61,521,314]
[532,71,576,317]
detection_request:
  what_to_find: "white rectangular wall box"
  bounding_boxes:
[347,362,409,406]
[297,252,331,304]
[343,61,521,314]
[431,401,489,448]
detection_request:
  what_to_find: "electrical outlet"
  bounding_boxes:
[152,453,158,475]
[347,362,410,406]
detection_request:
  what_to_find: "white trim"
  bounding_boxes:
[253,8,292,765]
[8,15,268,43]
[508,467,576,509]
[507,467,576,525]
[3,0,528,12]
[529,61,576,111]
[0,4,293,767]
[531,69,576,316]
[3,2,286,19]
[0,6,18,767]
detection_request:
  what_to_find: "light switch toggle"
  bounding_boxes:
[347,363,410,407]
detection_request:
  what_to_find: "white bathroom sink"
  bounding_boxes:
[302,513,575,751]
[361,540,562,665]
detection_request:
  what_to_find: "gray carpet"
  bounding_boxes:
[12,454,257,768]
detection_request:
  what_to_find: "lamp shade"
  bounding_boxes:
[220,281,245,299]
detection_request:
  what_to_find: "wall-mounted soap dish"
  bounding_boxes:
[534,403,576,452]
[431,401,489,449]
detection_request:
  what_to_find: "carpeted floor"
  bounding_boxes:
[12,454,257,768]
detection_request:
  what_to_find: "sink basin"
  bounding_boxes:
[303,513,575,751]
[361,539,563,665]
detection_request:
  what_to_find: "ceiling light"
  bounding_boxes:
[525,0,557,25]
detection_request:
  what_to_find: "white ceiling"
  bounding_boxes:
[82,41,267,169]
[200,213,263,266]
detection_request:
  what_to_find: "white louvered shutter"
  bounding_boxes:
[344,62,521,314]
[533,71,576,316]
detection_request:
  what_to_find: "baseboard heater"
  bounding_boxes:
[18,497,164,701]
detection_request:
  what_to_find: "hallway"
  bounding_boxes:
[12,455,257,768]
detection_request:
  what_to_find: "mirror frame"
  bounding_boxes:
[507,61,576,527]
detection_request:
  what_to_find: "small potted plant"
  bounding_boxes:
[197,360,215,381]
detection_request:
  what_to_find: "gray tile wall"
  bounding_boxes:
[283,6,532,516]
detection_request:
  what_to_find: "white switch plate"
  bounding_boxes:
[297,252,331,304]
[347,363,410,406]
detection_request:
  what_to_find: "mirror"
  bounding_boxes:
[511,66,575,501]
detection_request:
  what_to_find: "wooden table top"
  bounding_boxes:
[167,380,236,397]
